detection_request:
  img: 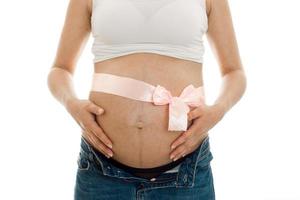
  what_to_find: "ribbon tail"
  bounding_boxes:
[168,111,188,131]
[168,99,190,131]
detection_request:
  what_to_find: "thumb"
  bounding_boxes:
[87,102,105,115]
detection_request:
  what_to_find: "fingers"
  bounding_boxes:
[70,99,114,157]
[82,102,113,149]
[170,122,198,150]
[170,132,209,162]
[187,106,204,121]
[86,102,105,115]
[86,119,113,149]
[170,144,188,161]
[82,129,113,158]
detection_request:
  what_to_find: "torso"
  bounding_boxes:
[87,0,210,168]
[88,53,208,168]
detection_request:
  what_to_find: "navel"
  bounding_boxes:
[135,121,144,129]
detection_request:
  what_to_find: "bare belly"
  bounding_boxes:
[88,53,206,168]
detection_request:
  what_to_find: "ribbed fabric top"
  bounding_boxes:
[91,0,208,64]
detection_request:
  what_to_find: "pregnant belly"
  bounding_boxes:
[88,91,194,168]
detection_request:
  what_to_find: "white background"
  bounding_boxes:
[1,0,300,199]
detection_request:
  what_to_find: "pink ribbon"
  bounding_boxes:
[152,84,205,131]
[91,73,206,132]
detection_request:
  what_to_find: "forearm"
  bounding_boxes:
[47,66,78,108]
[213,69,247,116]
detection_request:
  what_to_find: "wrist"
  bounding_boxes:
[64,97,79,113]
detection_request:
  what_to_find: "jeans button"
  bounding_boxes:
[150,178,156,182]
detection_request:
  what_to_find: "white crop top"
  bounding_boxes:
[90,0,208,64]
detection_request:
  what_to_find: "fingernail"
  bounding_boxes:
[171,145,175,150]
[108,152,113,157]
[173,157,178,161]
[170,154,174,159]
[108,144,113,149]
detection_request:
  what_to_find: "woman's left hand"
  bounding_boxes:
[169,103,225,161]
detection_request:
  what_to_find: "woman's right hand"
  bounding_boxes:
[66,98,114,158]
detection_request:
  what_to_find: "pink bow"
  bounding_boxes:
[152,84,205,131]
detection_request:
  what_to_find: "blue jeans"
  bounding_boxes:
[74,135,215,200]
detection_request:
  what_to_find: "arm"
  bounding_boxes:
[47,0,114,157]
[206,0,247,115]
[169,0,247,160]
[47,0,91,108]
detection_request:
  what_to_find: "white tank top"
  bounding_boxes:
[91,0,208,64]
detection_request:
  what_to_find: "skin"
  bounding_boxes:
[47,0,247,167]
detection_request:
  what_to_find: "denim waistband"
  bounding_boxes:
[79,134,212,188]
[104,152,186,173]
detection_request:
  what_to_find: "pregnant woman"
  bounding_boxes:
[47,0,247,199]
